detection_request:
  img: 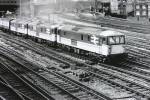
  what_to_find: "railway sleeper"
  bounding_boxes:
[63,86,76,90]
[62,86,75,90]
[90,72,150,98]
[74,92,87,97]
[65,87,80,91]
[131,86,142,89]
[68,88,81,93]
[59,83,72,86]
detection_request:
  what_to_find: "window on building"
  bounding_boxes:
[81,34,83,40]
[136,11,140,16]
[142,5,146,9]
[136,5,140,9]
[142,11,146,16]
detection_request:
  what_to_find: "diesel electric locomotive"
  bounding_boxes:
[0,17,127,62]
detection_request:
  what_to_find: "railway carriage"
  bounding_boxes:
[28,21,60,44]
[28,20,40,37]
[0,18,11,32]
[36,23,58,42]
[10,18,31,36]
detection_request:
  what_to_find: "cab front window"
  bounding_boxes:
[108,36,125,45]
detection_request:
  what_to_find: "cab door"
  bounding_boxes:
[54,28,57,42]
[100,37,109,56]
[57,29,61,43]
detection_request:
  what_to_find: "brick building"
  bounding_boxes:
[134,0,150,18]
[88,0,133,16]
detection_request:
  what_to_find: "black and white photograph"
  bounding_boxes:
[0,0,150,100]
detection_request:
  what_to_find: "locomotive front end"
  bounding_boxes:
[99,30,127,63]
[107,32,127,62]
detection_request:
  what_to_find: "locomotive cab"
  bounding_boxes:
[107,35,125,55]
[100,30,127,62]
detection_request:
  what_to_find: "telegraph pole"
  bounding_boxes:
[30,0,35,17]
[20,0,21,16]
[134,0,136,17]
[95,0,98,12]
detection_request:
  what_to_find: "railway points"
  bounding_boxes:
[0,38,112,100]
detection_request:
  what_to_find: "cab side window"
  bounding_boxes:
[81,34,83,40]
[29,26,33,30]
[51,29,54,33]
[41,27,46,33]
[58,29,60,34]
[41,28,43,32]
[57,29,61,36]
[24,25,28,29]
[88,35,90,41]
[102,38,107,44]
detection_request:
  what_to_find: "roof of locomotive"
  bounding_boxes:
[0,17,12,21]
[59,25,124,37]
[28,20,41,26]
[11,18,32,24]
[35,21,62,29]
[100,30,124,36]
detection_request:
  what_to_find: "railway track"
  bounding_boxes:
[1,32,150,99]
[0,80,24,100]
[0,54,50,100]
[2,29,150,69]
[0,41,112,100]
